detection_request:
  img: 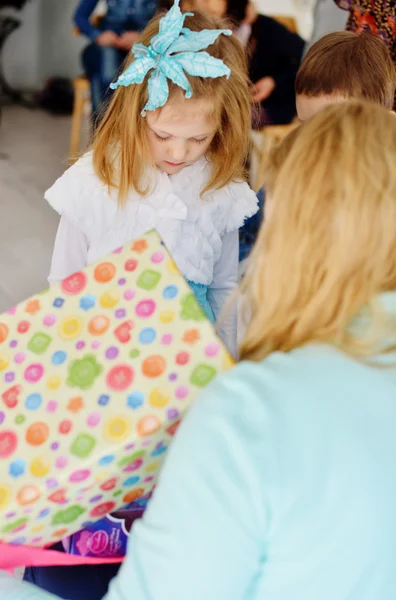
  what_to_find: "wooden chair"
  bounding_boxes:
[69,76,91,162]
[69,14,104,162]
[250,15,299,191]
[273,15,298,33]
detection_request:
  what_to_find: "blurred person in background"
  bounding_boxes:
[74,0,158,121]
[231,0,304,128]
[197,0,304,126]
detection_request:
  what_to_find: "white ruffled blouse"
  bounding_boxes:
[46,153,258,352]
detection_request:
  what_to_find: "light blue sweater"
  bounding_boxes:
[3,310,396,599]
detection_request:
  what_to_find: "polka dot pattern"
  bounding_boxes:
[0,232,233,548]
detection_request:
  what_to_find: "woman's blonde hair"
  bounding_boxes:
[264,125,301,195]
[91,11,250,204]
[240,101,396,362]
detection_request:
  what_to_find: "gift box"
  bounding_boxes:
[0,231,232,549]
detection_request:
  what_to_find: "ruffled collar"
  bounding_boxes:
[117,156,210,206]
[148,156,210,196]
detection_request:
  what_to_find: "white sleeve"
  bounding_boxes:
[48,215,89,286]
[208,230,239,358]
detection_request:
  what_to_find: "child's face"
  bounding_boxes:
[296,94,347,122]
[146,96,217,175]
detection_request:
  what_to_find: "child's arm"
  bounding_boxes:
[208,230,238,356]
[48,216,89,287]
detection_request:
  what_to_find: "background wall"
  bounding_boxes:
[257,0,316,40]
[3,0,85,90]
[3,0,42,89]
[304,0,347,52]
[38,0,85,85]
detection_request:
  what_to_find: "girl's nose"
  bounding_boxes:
[168,140,187,162]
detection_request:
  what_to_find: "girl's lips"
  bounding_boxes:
[165,161,184,167]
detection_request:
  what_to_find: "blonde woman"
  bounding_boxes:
[4,101,396,599]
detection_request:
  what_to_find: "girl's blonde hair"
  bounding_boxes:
[240,101,396,362]
[91,11,250,204]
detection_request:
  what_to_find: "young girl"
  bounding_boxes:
[47,1,256,355]
[23,3,256,599]
[9,99,396,600]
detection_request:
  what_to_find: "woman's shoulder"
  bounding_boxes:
[194,345,381,472]
[214,345,372,413]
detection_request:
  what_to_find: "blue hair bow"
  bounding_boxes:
[110,0,232,113]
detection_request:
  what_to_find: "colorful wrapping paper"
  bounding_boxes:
[0,231,233,549]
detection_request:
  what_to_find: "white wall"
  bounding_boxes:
[3,0,42,89]
[256,0,316,40]
[305,0,348,50]
[3,0,86,90]
[38,0,85,85]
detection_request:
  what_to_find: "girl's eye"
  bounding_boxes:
[192,137,207,144]
[155,133,170,142]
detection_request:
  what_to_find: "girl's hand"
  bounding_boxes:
[96,30,121,47]
[252,77,276,102]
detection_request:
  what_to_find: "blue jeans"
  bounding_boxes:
[23,543,120,600]
[82,43,127,119]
